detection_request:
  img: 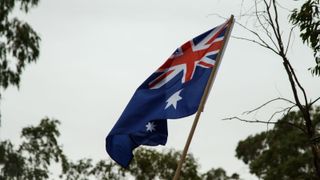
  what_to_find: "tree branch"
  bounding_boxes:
[272,0,284,51]
[260,0,310,123]
[286,61,309,107]
[254,0,280,51]
[243,97,295,115]
[234,20,280,55]
[223,116,273,124]
[266,105,296,123]
[311,97,320,106]
[232,35,272,50]
[285,27,295,55]
[271,0,308,108]
[263,0,280,42]
[222,116,306,134]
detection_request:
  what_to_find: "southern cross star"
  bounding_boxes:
[146,122,156,132]
[165,89,183,109]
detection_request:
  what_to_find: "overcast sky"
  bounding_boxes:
[1,0,320,179]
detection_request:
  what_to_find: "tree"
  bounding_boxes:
[235,107,320,180]
[226,0,320,178]
[0,0,41,93]
[0,0,41,123]
[224,0,320,178]
[1,118,239,179]
[0,118,68,179]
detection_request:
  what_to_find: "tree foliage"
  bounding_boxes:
[202,168,240,180]
[0,118,239,179]
[0,0,41,94]
[61,158,126,180]
[291,0,320,51]
[291,0,320,76]
[129,148,201,180]
[0,118,68,179]
[236,107,320,180]
[63,148,240,180]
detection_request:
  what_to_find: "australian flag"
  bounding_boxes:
[106,19,231,167]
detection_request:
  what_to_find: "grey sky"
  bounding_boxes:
[1,0,319,179]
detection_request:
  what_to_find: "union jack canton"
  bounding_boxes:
[149,21,228,89]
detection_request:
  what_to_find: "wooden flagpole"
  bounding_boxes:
[172,15,235,180]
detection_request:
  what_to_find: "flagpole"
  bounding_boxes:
[172,15,235,180]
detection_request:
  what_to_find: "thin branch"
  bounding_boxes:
[263,0,282,48]
[205,13,228,20]
[243,97,295,115]
[260,9,272,25]
[222,116,306,134]
[272,0,284,51]
[283,104,296,117]
[266,105,296,123]
[311,97,320,106]
[223,116,274,124]
[239,0,245,17]
[265,105,296,131]
[285,27,295,55]
[232,35,272,49]
[254,0,280,51]
[237,0,260,21]
[234,20,280,55]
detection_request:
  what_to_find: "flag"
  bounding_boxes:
[106,18,231,167]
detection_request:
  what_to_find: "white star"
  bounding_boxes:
[146,122,156,132]
[165,89,183,109]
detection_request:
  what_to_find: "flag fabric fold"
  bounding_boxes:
[106,18,231,167]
